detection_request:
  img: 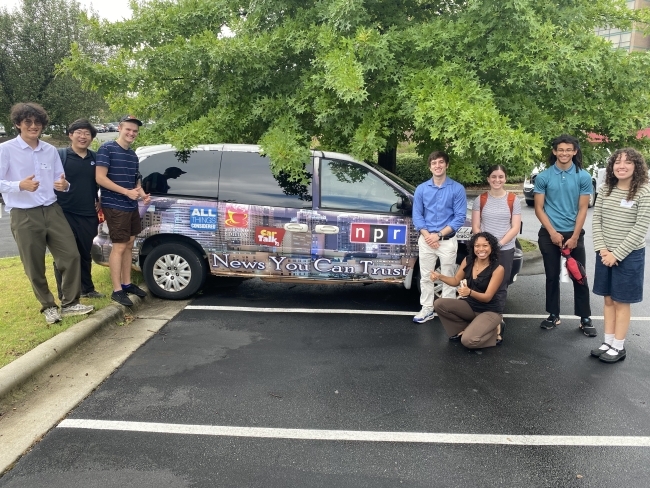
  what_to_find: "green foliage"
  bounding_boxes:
[0,0,108,131]
[395,152,429,187]
[62,0,650,184]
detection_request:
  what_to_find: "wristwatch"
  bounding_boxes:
[437,232,444,240]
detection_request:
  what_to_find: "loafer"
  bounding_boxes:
[590,343,610,357]
[599,347,626,363]
[579,317,597,337]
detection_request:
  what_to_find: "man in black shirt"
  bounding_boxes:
[54,119,104,298]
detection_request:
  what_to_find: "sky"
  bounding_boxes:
[4,0,133,22]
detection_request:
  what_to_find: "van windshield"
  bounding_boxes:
[369,163,416,194]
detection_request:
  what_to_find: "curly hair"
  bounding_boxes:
[10,102,49,134]
[465,231,500,269]
[604,148,648,201]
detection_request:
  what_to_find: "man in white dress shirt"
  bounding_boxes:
[0,102,93,324]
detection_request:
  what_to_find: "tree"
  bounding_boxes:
[0,0,107,133]
[64,0,650,183]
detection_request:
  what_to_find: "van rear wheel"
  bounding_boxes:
[143,242,207,299]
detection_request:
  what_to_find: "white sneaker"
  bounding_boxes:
[61,303,94,317]
[43,306,61,324]
[413,306,435,323]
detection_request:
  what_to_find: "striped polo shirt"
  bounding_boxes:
[592,184,650,261]
[96,140,139,211]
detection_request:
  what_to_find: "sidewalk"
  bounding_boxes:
[0,290,150,400]
[0,296,188,474]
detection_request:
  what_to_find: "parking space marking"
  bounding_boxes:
[58,419,650,447]
[185,306,650,321]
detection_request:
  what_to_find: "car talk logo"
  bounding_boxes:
[255,227,286,247]
[224,205,249,228]
[350,224,407,244]
[190,206,217,231]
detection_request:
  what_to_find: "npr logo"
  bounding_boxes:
[350,224,407,244]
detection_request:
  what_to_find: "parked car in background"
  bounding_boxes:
[92,144,522,300]
[0,124,6,136]
[93,124,107,133]
[106,122,119,132]
[523,165,603,208]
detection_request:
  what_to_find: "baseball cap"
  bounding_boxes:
[119,115,143,126]
[165,166,187,175]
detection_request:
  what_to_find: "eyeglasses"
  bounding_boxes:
[72,130,92,137]
[23,119,43,127]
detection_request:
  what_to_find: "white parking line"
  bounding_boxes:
[185,305,650,321]
[58,419,650,447]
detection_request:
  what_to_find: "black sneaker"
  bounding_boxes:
[540,314,560,329]
[123,283,146,298]
[579,317,597,337]
[81,290,105,299]
[111,290,134,307]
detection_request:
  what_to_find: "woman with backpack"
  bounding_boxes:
[471,165,521,292]
[591,148,650,363]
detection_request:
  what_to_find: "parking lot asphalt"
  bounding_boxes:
[2,273,650,487]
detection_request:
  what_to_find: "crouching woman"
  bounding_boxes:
[432,232,506,348]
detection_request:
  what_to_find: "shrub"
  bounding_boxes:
[396,152,429,187]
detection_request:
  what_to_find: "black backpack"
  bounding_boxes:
[57,147,96,167]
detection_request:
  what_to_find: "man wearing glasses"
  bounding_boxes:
[0,103,94,324]
[412,151,467,323]
[54,119,104,300]
[534,134,595,336]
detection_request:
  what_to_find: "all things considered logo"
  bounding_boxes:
[350,223,407,244]
[255,226,286,247]
[190,206,217,231]
[224,204,249,228]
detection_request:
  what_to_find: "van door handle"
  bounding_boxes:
[314,225,340,234]
[284,223,308,232]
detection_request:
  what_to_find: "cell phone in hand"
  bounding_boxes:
[458,279,467,299]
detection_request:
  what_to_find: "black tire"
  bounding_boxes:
[525,199,534,207]
[143,242,207,299]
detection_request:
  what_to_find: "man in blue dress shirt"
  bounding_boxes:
[412,151,467,323]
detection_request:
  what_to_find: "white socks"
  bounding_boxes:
[604,338,625,356]
[599,334,615,351]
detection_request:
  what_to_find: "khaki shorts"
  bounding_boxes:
[103,207,142,243]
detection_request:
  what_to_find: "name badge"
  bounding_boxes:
[620,199,635,208]
[40,161,51,170]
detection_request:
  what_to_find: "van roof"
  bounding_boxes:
[135,143,359,164]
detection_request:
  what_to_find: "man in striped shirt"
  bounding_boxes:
[95,115,150,307]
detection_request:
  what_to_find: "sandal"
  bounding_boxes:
[496,321,505,346]
[449,331,464,342]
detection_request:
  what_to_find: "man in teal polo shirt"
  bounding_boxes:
[534,134,595,336]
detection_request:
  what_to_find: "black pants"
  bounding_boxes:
[54,212,99,297]
[538,227,591,318]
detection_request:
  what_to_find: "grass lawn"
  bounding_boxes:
[0,255,142,368]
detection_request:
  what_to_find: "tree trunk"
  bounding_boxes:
[377,146,397,173]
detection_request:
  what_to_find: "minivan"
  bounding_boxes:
[91,144,523,300]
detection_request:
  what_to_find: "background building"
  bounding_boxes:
[595,0,650,51]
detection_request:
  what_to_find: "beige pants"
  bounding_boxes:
[434,297,501,349]
[418,235,458,306]
[10,203,81,311]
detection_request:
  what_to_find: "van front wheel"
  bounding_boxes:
[143,242,207,299]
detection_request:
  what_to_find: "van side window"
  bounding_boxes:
[218,152,312,208]
[140,150,219,198]
[320,159,402,213]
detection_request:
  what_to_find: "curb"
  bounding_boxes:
[0,289,148,400]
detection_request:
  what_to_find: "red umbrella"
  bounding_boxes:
[561,247,587,285]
